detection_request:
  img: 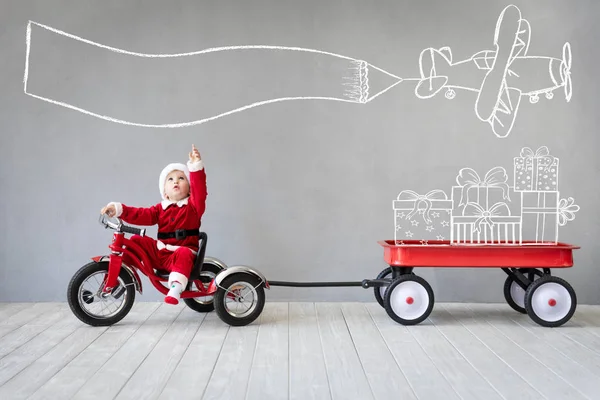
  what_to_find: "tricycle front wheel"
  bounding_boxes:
[67,261,136,326]
[384,274,434,325]
[214,273,265,327]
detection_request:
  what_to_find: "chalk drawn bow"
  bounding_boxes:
[456,166,510,206]
[558,197,580,226]
[520,146,556,172]
[397,189,448,224]
[462,202,511,233]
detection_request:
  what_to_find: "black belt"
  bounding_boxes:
[157,229,199,240]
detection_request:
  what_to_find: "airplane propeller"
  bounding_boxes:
[561,42,572,102]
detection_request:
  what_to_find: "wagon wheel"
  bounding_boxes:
[374,267,415,307]
[524,276,577,327]
[384,275,434,325]
[503,268,543,314]
[374,267,392,307]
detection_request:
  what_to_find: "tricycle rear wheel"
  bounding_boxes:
[183,262,223,313]
[214,273,265,327]
[67,261,136,327]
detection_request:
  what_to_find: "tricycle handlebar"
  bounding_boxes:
[99,213,146,237]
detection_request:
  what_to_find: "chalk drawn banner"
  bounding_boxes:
[23,4,572,136]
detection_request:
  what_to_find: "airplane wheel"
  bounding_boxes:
[545,91,554,100]
[529,95,539,104]
[445,89,456,99]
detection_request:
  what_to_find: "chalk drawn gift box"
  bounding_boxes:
[520,192,579,243]
[513,146,559,192]
[451,202,522,244]
[393,190,453,242]
[451,166,521,216]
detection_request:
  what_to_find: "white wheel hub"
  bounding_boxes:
[510,281,526,308]
[510,273,540,308]
[531,282,571,322]
[389,281,430,320]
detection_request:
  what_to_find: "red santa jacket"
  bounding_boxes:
[110,160,207,252]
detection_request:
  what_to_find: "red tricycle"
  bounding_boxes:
[369,240,580,327]
[67,214,269,327]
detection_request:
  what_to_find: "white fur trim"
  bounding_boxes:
[168,271,188,288]
[161,197,189,210]
[108,202,123,217]
[159,163,190,200]
[187,160,204,172]
[156,240,198,255]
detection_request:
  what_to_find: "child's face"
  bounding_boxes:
[164,170,190,201]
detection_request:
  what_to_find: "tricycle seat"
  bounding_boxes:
[153,232,209,281]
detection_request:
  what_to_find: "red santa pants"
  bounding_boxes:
[130,235,196,279]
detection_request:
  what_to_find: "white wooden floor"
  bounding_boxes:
[0,302,599,400]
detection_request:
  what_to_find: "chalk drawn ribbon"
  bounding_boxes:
[462,202,511,233]
[456,166,510,206]
[519,146,556,172]
[395,189,449,224]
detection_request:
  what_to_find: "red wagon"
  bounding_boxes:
[369,240,580,327]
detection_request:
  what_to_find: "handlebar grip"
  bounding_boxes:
[120,224,146,237]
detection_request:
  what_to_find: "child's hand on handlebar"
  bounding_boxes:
[189,144,201,163]
[100,203,117,217]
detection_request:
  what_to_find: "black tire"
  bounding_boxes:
[214,273,265,327]
[524,275,577,327]
[374,267,392,307]
[67,261,136,327]
[183,262,224,313]
[503,268,543,314]
[384,274,434,326]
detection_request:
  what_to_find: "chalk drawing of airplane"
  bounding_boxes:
[414,4,572,138]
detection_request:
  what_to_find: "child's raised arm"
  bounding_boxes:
[187,144,208,219]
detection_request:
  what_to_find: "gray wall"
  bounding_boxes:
[1,0,599,304]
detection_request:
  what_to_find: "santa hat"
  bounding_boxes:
[159,163,190,200]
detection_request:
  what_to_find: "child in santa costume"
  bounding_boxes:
[100,144,207,305]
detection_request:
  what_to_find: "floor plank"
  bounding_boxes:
[445,303,587,400]
[0,320,109,399]
[407,307,504,400]
[315,303,374,400]
[0,310,82,386]
[0,303,55,327]
[114,306,206,400]
[0,301,598,400]
[27,302,160,400]
[476,303,600,400]
[288,302,331,400]
[340,302,417,400]
[198,317,259,400]
[157,311,229,400]
[433,305,545,399]
[506,308,600,379]
[365,303,461,400]
[245,302,289,400]
[0,303,68,358]
[69,303,184,399]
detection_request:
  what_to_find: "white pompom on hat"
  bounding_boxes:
[159,163,190,200]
